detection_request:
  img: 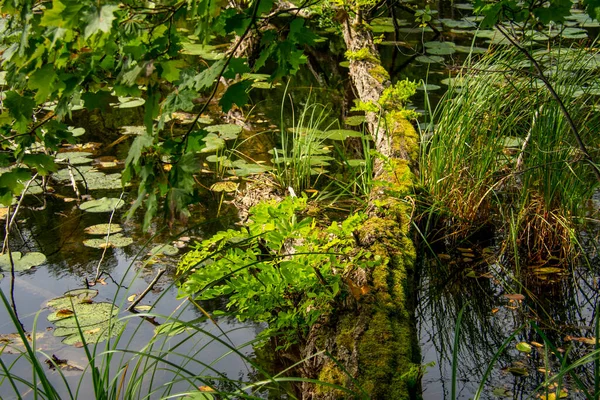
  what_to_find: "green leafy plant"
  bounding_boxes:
[177,196,380,347]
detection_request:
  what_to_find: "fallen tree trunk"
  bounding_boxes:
[225,8,421,399]
[298,11,421,400]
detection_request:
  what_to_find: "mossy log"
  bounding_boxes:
[227,9,421,399]
[297,12,421,400]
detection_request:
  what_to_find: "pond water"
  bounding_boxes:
[1,0,599,398]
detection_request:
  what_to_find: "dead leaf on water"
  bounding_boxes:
[127,294,136,302]
[503,293,525,301]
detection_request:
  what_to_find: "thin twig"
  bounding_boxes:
[126,268,166,312]
[94,191,125,282]
[2,173,38,253]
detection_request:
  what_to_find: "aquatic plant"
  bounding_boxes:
[177,196,376,347]
[271,94,337,193]
[421,45,600,260]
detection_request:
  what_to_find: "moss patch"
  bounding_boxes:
[369,64,390,83]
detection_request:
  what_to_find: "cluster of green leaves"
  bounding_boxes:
[0,0,322,226]
[177,196,381,347]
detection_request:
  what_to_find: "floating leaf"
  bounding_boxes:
[417,83,441,91]
[56,152,93,165]
[85,172,125,191]
[83,233,133,249]
[0,252,47,272]
[205,124,242,140]
[68,127,86,137]
[79,197,125,213]
[135,305,152,312]
[454,45,488,54]
[149,244,179,256]
[200,133,225,153]
[84,224,123,235]
[113,97,145,109]
[47,296,124,346]
[47,289,99,309]
[516,342,532,354]
[127,294,136,302]
[210,181,239,193]
[426,46,456,56]
[416,55,444,64]
[120,126,146,135]
[533,267,563,275]
[441,76,467,86]
[503,293,525,301]
[344,115,366,126]
[440,19,477,29]
[492,387,513,397]
[320,129,364,141]
[228,163,269,176]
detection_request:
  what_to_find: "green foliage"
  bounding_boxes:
[0,0,322,228]
[177,196,380,347]
[345,47,379,63]
[421,47,600,260]
[379,79,418,112]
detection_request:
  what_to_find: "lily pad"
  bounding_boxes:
[416,55,444,64]
[84,224,123,235]
[47,289,99,309]
[206,155,233,167]
[148,244,179,256]
[417,83,441,91]
[85,173,124,191]
[228,163,269,176]
[47,292,124,346]
[210,181,239,192]
[426,46,456,56]
[200,134,225,153]
[83,233,133,249]
[79,197,125,213]
[113,97,145,109]
[68,127,86,137]
[205,124,242,140]
[120,126,146,135]
[56,152,93,165]
[344,115,366,126]
[440,19,477,29]
[53,165,94,182]
[0,252,47,272]
[454,45,488,54]
[320,129,364,140]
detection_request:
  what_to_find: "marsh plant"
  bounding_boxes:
[421,45,600,260]
[272,95,337,193]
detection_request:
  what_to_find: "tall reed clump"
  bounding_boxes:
[273,95,336,193]
[421,45,600,260]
